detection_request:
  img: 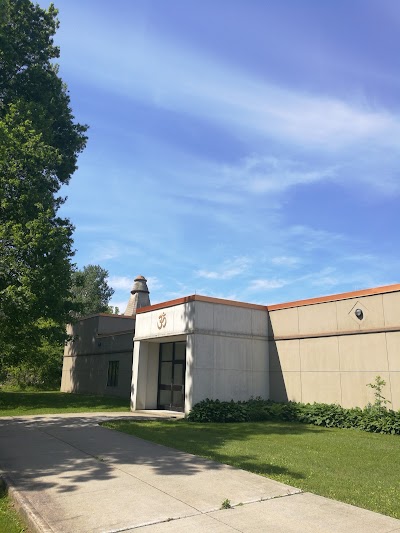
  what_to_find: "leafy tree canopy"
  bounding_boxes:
[0,0,87,182]
[71,265,115,318]
[0,0,88,370]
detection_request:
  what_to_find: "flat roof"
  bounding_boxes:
[136,283,400,315]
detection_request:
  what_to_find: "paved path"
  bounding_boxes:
[0,413,399,533]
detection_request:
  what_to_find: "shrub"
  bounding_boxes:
[186,397,400,435]
[186,399,249,423]
[366,375,391,411]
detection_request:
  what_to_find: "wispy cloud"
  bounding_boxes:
[271,256,300,267]
[221,155,337,195]
[248,279,287,291]
[146,276,163,292]
[108,276,133,291]
[63,19,400,156]
[55,3,400,308]
[88,242,123,263]
[340,253,376,263]
[310,276,339,288]
[196,257,251,280]
[287,225,345,251]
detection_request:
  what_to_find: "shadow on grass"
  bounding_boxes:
[200,451,306,480]
[103,419,326,481]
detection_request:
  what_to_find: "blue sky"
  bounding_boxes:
[44,0,399,310]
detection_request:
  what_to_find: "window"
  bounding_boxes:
[107,360,119,387]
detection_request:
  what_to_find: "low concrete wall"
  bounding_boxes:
[268,288,400,409]
[61,314,135,399]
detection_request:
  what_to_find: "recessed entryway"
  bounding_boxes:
[157,341,186,411]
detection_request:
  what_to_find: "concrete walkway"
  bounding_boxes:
[0,413,399,533]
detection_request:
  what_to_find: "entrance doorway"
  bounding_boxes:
[157,341,186,411]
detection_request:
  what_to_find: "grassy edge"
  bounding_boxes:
[0,390,130,417]
[0,482,30,533]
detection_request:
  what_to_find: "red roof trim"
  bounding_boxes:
[136,294,267,314]
[267,283,400,311]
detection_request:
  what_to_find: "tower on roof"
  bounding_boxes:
[124,275,150,316]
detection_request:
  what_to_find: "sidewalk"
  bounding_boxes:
[0,413,399,533]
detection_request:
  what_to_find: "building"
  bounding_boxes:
[61,275,150,398]
[61,279,400,414]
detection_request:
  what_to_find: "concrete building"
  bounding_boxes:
[132,296,269,413]
[61,275,150,398]
[61,280,400,414]
[268,284,400,409]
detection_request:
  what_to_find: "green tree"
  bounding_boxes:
[70,265,115,317]
[0,0,88,373]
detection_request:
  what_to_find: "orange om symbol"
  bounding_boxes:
[157,312,167,330]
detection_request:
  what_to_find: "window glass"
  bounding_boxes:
[160,343,173,362]
[159,362,172,384]
[172,390,183,406]
[159,390,171,406]
[173,363,184,386]
[174,342,186,361]
[107,360,119,387]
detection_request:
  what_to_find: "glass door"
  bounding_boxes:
[157,341,186,411]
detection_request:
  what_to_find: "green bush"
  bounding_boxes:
[186,397,400,435]
[186,399,249,422]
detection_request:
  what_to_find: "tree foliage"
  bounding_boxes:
[0,0,88,371]
[70,265,115,317]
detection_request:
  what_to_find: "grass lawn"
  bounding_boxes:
[0,390,130,416]
[0,488,29,533]
[103,419,400,519]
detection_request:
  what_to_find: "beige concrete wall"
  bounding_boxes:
[131,288,399,411]
[130,341,160,410]
[61,314,135,399]
[190,334,269,407]
[132,300,269,413]
[61,349,133,398]
[269,290,400,409]
[185,302,269,410]
[133,302,194,340]
[98,315,135,335]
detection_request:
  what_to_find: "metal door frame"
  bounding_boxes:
[157,341,186,411]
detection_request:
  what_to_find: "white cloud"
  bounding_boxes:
[146,276,163,292]
[271,256,300,267]
[88,241,126,263]
[196,257,251,280]
[311,276,339,288]
[108,276,133,291]
[203,291,239,301]
[288,225,344,251]
[248,279,286,291]
[341,253,376,263]
[219,155,337,196]
[65,23,400,153]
